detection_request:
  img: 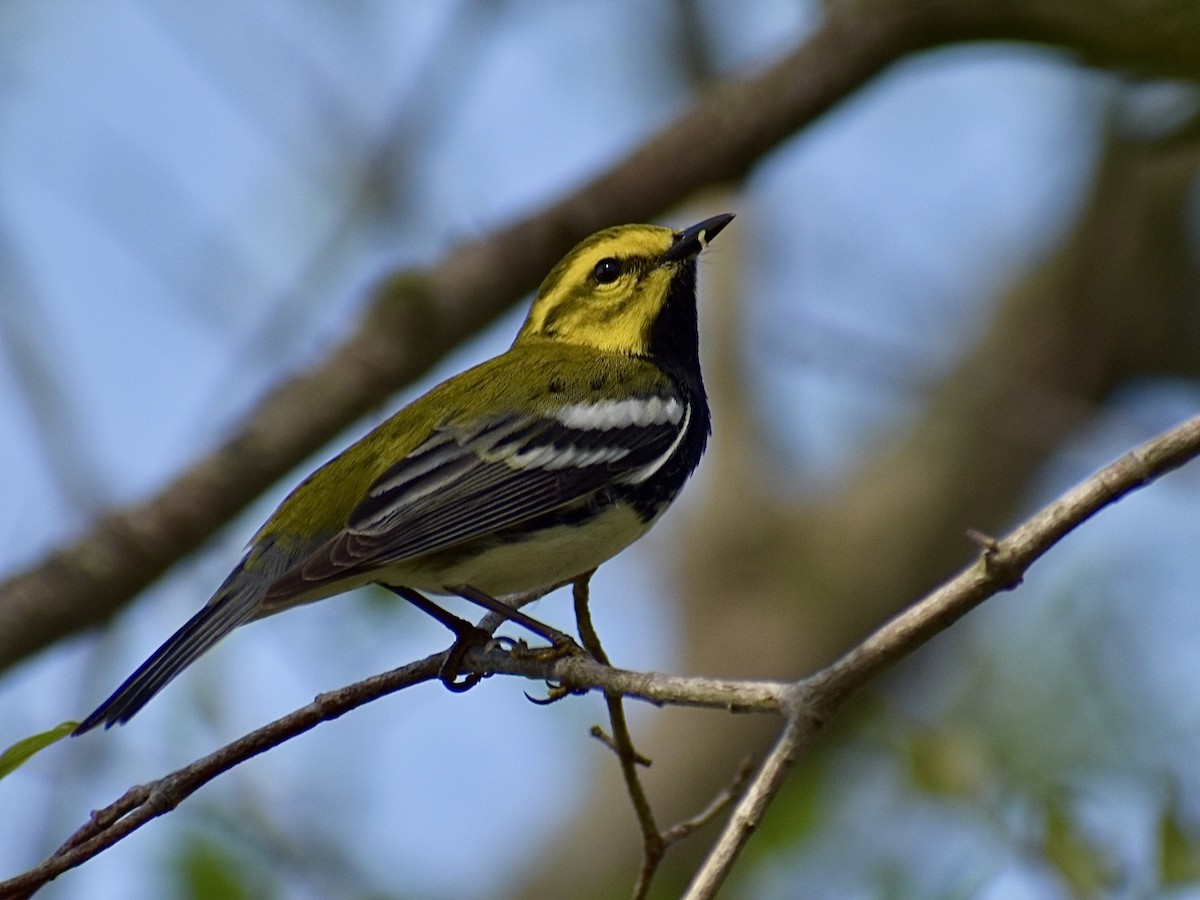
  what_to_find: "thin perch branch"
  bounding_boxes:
[4,415,1200,898]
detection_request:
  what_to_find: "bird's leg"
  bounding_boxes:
[384,586,490,692]
[452,584,584,662]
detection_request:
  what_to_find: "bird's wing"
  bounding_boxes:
[264,393,691,600]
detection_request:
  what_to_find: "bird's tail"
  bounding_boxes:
[73,581,261,735]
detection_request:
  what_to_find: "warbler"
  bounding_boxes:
[74,213,734,733]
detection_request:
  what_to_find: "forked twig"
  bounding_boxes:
[573,575,755,899]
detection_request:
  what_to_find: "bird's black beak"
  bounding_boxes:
[664,213,735,262]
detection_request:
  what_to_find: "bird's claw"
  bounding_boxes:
[509,635,585,663]
[438,624,497,693]
[525,680,587,705]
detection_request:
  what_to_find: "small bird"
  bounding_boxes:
[74,213,734,733]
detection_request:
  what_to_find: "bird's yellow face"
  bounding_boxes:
[516,225,682,357]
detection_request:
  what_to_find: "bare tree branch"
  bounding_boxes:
[4,413,1198,898]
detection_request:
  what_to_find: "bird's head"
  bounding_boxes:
[516,214,734,360]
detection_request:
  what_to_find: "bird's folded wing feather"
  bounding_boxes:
[264,394,690,600]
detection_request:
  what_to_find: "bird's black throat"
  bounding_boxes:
[622,259,712,521]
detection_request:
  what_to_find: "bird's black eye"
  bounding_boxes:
[592,257,622,284]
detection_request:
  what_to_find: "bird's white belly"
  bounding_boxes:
[392,503,655,598]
